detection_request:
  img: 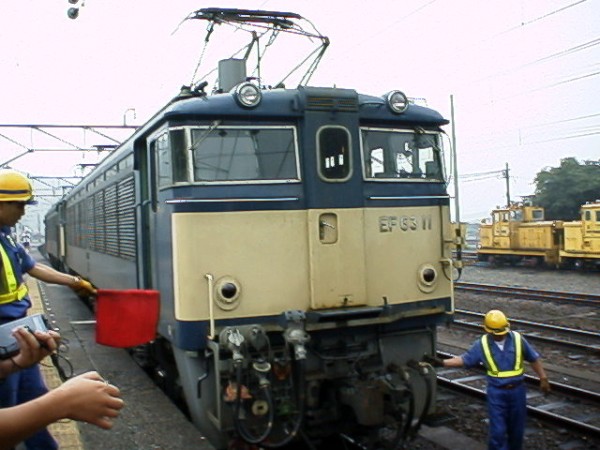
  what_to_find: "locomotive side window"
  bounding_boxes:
[362,128,444,180]
[191,127,298,182]
[318,127,351,181]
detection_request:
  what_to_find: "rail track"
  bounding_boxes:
[454,281,600,307]
[436,351,600,440]
[437,297,600,443]
[454,250,478,266]
[452,309,600,354]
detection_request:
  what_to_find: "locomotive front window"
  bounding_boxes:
[191,127,298,182]
[317,127,351,181]
[361,128,444,181]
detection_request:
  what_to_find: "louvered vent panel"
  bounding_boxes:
[306,96,358,112]
[117,176,136,260]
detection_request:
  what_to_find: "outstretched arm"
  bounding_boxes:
[424,354,465,368]
[441,355,465,368]
[0,371,124,450]
[27,263,96,296]
[27,263,80,286]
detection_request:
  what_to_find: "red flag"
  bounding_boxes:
[95,289,160,348]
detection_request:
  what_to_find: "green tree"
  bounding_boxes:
[533,158,600,220]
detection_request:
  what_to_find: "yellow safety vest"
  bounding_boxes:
[0,239,29,304]
[481,331,524,378]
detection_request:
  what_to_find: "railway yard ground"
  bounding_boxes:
[434,262,600,450]
[22,251,600,449]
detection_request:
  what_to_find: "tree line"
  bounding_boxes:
[533,157,600,220]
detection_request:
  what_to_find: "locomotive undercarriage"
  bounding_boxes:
[150,312,438,449]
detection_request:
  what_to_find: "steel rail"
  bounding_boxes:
[455,282,600,307]
[436,374,600,439]
[435,351,600,439]
[449,318,599,353]
[455,309,600,339]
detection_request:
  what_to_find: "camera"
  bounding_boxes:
[0,314,50,359]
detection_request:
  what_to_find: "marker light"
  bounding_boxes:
[234,82,262,108]
[417,264,438,293]
[386,90,409,113]
[214,277,242,311]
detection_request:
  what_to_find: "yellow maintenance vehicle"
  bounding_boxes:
[477,203,563,267]
[560,201,600,269]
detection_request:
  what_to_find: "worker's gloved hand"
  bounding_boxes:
[423,354,445,367]
[70,276,97,297]
[539,377,551,394]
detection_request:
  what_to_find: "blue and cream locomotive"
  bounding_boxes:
[45,9,460,449]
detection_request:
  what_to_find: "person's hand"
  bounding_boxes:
[540,377,551,394]
[423,354,445,367]
[70,277,97,297]
[53,371,124,429]
[11,328,60,369]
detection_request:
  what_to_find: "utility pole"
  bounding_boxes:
[504,162,511,207]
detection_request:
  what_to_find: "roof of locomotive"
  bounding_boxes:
[62,85,448,201]
[159,86,449,127]
[54,8,451,206]
[581,201,600,210]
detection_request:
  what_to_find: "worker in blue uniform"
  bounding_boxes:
[0,169,96,450]
[426,309,551,450]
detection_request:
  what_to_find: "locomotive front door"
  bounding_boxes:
[308,209,367,309]
[307,125,367,309]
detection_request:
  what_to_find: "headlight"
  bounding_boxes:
[234,82,262,108]
[386,90,409,113]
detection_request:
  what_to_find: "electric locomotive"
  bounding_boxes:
[45,9,461,449]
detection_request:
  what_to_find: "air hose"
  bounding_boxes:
[233,363,275,445]
[261,359,306,448]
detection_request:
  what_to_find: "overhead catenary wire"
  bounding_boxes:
[443,0,592,84]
